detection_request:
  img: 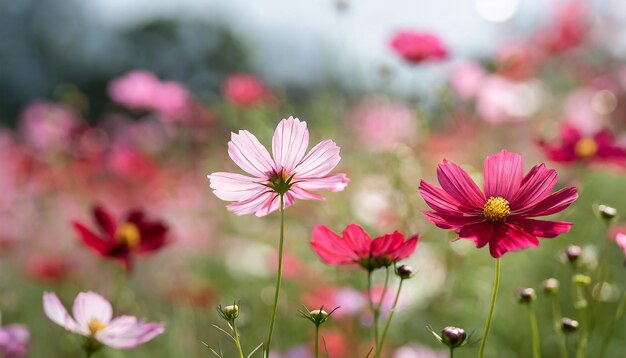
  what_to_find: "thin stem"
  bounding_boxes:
[233,321,244,358]
[598,293,626,358]
[478,258,500,358]
[450,347,455,358]
[367,270,379,354]
[529,305,542,358]
[575,285,589,358]
[551,296,568,358]
[265,194,285,358]
[376,278,404,358]
[315,324,320,358]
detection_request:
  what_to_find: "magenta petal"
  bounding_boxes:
[419,180,464,215]
[509,164,558,210]
[93,206,116,237]
[343,224,372,258]
[520,186,578,217]
[488,223,539,258]
[421,211,484,230]
[311,226,359,264]
[458,221,494,248]
[483,150,523,200]
[371,232,404,257]
[436,160,485,210]
[508,218,573,238]
[391,235,418,260]
[272,117,309,173]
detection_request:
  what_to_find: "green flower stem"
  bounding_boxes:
[598,292,626,358]
[265,194,285,358]
[233,321,244,358]
[529,305,542,358]
[315,324,320,358]
[367,270,380,354]
[376,277,405,358]
[450,347,455,358]
[551,296,568,358]
[478,258,500,358]
[575,284,589,358]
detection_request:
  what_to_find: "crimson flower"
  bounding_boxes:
[310,224,418,271]
[390,31,448,64]
[538,123,626,166]
[419,150,578,258]
[222,73,274,108]
[72,206,169,272]
[208,116,349,217]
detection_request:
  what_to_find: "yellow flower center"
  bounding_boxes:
[87,319,106,335]
[574,138,598,158]
[115,223,141,248]
[483,196,510,222]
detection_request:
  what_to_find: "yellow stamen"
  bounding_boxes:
[574,138,598,158]
[115,223,141,248]
[483,196,510,222]
[88,319,106,335]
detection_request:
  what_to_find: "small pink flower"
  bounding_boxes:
[349,97,417,150]
[222,74,273,107]
[43,291,164,349]
[208,116,349,217]
[419,150,578,258]
[390,31,448,64]
[19,101,79,152]
[615,233,626,258]
[311,224,418,270]
[450,62,486,100]
[0,319,29,358]
[538,0,588,54]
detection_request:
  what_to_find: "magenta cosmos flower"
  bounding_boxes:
[390,31,448,64]
[0,317,29,358]
[208,116,349,217]
[419,150,578,258]
[311,224,418,271]
[43,291,164,349]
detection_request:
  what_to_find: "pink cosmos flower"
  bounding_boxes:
[222,73,273,108]
[450,61,486,100]
[310,224,418,270]
[419,150,578,258]
[19,101,79,152]
[208,116,349,217]
[43,291,164,349]
[390,31,448,64]
[349,97,417,150]
[538,123,626,166]
[0,318,29,358]
[615,233,626,260]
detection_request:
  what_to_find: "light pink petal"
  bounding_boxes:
[437,160,485,211]
[72,292,113,330]
[483,150,523,200]
[421,211,484,230]
[458,221,494,248]
[295,174,349,192]
[343,224,372,258]
[520,186,578,217]
[293,140,341,178]
[43,292,83,335]
[97,316,164,349]
[489,223,539,258]
[253,192,296,217]
[289,185,325,201]
[208,172,267,202]
[509,218,573,238]
[226,190,275,216]
[272,117,309,173]
[615,233,626,255]
[419,179,464,215]
[311,226,360,264]
[510,164,558,210]
[228,130,275,177]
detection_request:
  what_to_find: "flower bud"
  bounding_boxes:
[309,309,329,325]
[441,326,467,348]
[517,288,536,304]
[561,317,579,333]
[565,245,582,263]
[573,274,591,286]
[396,264,414,279]
[217,304,240,321]
[541,278,559,295]
[598,205,618,220]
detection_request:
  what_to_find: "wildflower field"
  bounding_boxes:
[2,1,626,357]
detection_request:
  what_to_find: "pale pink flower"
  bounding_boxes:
[450,61,486,100]
[43,291,164,349]
[476,76,539,124]
[0,317,29,358]
[19,101,79,152]
[349,98,417,149]
[208,116,349,217]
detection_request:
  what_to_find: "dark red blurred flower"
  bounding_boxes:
[310,224,418,271]
[538,123,626,166]
[390,31,447,64]
[222,74,273,107]
[26,254,72,284]
[72,206,169,272]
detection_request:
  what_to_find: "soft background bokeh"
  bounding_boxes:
[2,0,626,357]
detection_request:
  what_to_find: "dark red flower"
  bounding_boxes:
[538,123,626,166]
[390,31,448,64]
[72,206,169,272]
[310,224,418,271]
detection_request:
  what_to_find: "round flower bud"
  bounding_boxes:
[309,309,329,325]
[441,326,467,348]
[573,274,591,286]
[396,264,414,279]
[565,245,582,263]
[598,205,618,220]
[541,278,559,295]
[219,304,240,321]
[518,288,537,304]
[561,317,579,333]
